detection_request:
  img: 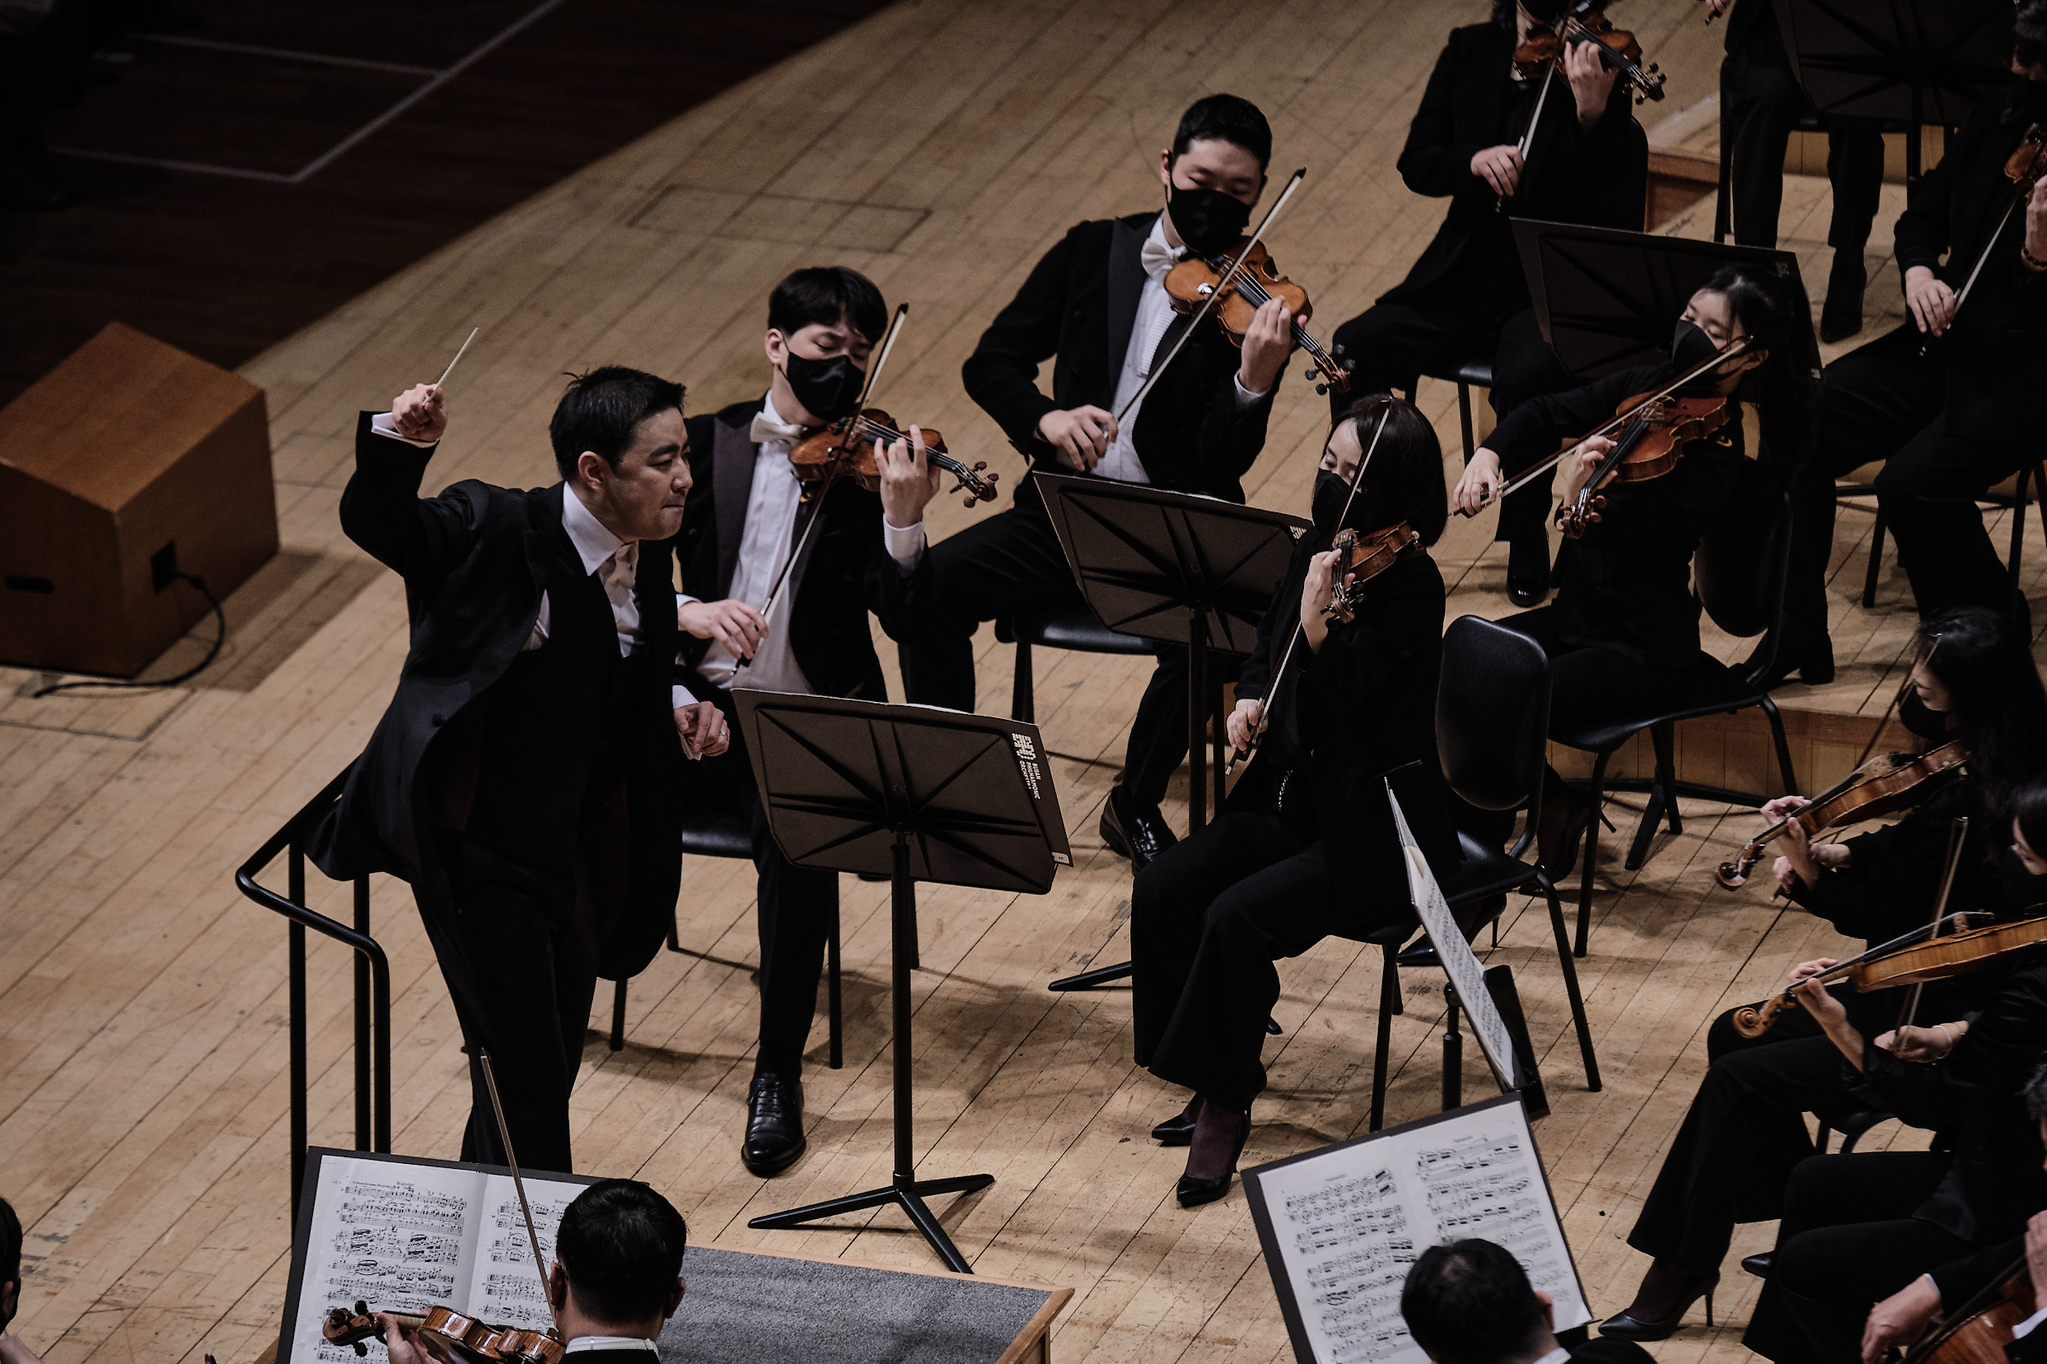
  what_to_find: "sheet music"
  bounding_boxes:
[287,1156,586,1363]
[1247,1099,1588,1364]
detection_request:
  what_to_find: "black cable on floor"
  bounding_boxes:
[31,571,227,697]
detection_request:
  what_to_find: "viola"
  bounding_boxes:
[323,1301,564,1364]
[1323,522,1422,623]
[1164,239,1352,396]
[1716,739,1968,889]
[787,408,999,506]
[1555,392,1730,539]
[1513,7,1665,104]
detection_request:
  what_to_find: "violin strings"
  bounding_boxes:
[1199,256,1337,368]
[842,416,979,480]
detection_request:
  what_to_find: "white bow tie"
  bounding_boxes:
[749,411,811,446]
[1140,237,1187,283]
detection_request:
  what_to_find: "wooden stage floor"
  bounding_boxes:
[2,1,2022,1361]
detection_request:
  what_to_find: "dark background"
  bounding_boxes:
[0,0,890,404]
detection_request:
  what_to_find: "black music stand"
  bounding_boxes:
[735,691,1070,1274]
[1512,220,1819,381]
[1032,473,1310,992]
[1773,0,2013,185]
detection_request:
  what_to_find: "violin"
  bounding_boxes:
[1716,739,1968,889]
[1903,1256,2038,1364]
[324,1302,563,1364]
[787,408,999,505]
[1323,522,1422,623]
[1729,910,2047,1039]
[1164,239,1352,396]
[1555,391,1731,538]
[1512,7,1665,104]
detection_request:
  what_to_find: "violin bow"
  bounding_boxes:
[743,304,912,661]
[1896,816,1970,1029]
[1498,63,1558,214]
[1226,406,1391,774]
[1457,335,1755,518]
[1112,167,1308,431]
[477,1050,563,1338]
[1924,138,2042,357]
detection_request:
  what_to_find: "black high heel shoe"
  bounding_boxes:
[1152,1096,1201,1147]
[1175,1102,1251,1208]
[1599,1271,1718,1342]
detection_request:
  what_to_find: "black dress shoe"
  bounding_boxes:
[1741,1252,1772,1280]
[1746,633,1835,690]
[1152,1095,1201,1147]
[1100,783,1177,872]
[1176,1102,1252,1208]
[1819,257,1867,344]
[1506,534,1550,608]
[1396,935,1441,968]
[741,1073,806,1176]
[1536,788,1594,876]
[1600,1271,1717,1342]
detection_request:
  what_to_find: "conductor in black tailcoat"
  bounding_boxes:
[901,94,1293,873]
[309,368,720,1174]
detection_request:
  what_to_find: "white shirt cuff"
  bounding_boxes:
[883,516,926,571]
[1233,375,1271,407]
[670,683,697,709]
[369,411,438,448]
[2013,1302,2047,1340]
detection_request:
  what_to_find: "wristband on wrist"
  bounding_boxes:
[2023,243,2047,273]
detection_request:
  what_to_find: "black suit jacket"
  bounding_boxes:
[676,399,930,702]
[308,414,685,980]
[1379,22,1647,310]
[959,211,1276,502]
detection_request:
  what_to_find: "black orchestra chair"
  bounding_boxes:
[1431,614,1601,1091]
[1845,459,2047,610]
[605,811,845,1068]
[1402,351,1492,460]
[1552,488,1800,957]
[997,606,1154,725]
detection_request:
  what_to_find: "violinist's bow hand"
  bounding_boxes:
[1454,449,1503,516]
[1225,697,1264,764]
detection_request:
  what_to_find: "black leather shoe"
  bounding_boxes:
[1536,789,1594,876]
[1176,1102,1251,1208]
[741,1073,806,1176]
[1819,257,1867,344]
[1152,1096,1201,1147]
[1396,935,1441,968]
[1600,1271,1717,1342]
[1747,633,1835,690]
[1100,783,1177,872]
[1506,534,1550,608]
[1741,1252,1772,1280]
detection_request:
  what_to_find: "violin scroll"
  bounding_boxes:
[1728,996,1781,1040]
[1715,848,1762,889]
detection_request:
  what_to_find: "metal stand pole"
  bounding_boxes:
[1441,984,1463,1112]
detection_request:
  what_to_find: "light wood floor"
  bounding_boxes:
[3,2,2029,1362]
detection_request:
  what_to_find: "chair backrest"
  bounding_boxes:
[1435,615,1552,814]
[1695,487,1793,680]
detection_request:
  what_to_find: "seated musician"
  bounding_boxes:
[673,266,942,1177]
[1781,0,2047,680]
[1401,1238,1651,1364]
[381,1179,687,1362]
[902,94,1294,872]
[1743,968,2047,1364]
[1,1198,45,1364]
[1452,265,1812,871]
[1130,395,1456,1207]
[1605,650,2047,1341]
[1327,0,1645,609]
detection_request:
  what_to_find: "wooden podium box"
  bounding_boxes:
[0,322,277,677]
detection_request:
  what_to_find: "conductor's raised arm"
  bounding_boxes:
[340,384,486,581]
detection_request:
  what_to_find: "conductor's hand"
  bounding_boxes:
[378,1314,432,1364]
[391,383,447,443]
[1455,449,1505,514]
[679,598,766,660]
[1565,30,1621,130]
[1904,265,1956,337]
[876,425,940,530]
[1701,0,1730,14]
[674,701,729,758]
[1237,296,1296,397]
[1860,1274,1942,1364]
[1471,144,1523,198]
[1227,696,1265,756]
[1037,406,1117,472]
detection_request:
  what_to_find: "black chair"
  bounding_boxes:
[1551,489,1800,956]
[1713,108,1919,245]
[1434,615,1602,1091]
[606,812,844,1068]
[1354,914,1421,1134]
[1843,460,2047,610]
[1814,1102,1891,1154]
[1402,352,1493,460]
[998,606,1154,724]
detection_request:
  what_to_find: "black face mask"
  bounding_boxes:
[1671,318,1727,383]
[1167,180,1254,257]
[1313,468,1366,539]
[780,349,864,423]
[1900,687,1952,740]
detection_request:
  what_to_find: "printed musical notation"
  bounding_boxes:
[1247,1100,1587,1364]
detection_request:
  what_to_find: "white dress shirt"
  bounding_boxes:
[681,390,925,697]
[1097,214,1270,486]
[562,1336,658,1354]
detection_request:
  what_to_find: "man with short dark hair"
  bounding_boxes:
[1,1197,45,1364]
[310,366,716,1173]
[1401,1239,1650,1364]
[380,1179,687,1362]
[673,265,941,1177]
[901,93,1294,871]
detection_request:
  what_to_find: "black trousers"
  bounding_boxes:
[1746,1152,1966,1364]
[1503,606,1696,736]
[898,486,1211,812]
[1328,299,1565,547]
[1722,9,1883,252]
[1627,1004,1856,1272]
[1789,324,2027,632]
[1131,806,1406,1110]
[414,833,599,1173]
[684,687,840,1079]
